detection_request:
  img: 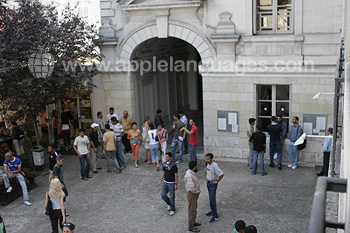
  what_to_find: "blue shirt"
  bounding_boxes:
[322,135,333,152]
[4,157,21,172]
[280,121,287,137]
[289,124,303,142]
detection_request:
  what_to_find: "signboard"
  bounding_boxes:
[303,114,327,136]
[217,110,239,133]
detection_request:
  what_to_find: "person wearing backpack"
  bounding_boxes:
[288,116,303,170]
[11,121,25,156]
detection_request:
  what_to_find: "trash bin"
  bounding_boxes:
[31,146,44,166]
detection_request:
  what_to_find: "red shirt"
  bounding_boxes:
[189,125,198,146]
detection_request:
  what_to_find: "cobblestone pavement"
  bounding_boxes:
[1,150,319,233]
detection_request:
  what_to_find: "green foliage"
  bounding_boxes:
[0,0,100,125]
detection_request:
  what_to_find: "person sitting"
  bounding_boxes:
[2,152,31,206]
[233,220,246,233]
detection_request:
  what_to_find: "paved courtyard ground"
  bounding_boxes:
[1,149,319,233]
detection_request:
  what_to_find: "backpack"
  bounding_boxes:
[15,127,25,141]
[297,138,307,150]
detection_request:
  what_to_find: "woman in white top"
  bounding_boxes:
[142,123,160,170]
[142,116,151,164]
[45,178,66,233]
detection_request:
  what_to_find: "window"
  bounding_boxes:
[78,7,88,18]
[257,85,290,131]
[254,0,293,34]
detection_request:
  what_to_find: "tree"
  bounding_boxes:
[0,0,100,145]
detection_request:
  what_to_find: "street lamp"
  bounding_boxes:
[28,49,54,79]
[312,92,334,100]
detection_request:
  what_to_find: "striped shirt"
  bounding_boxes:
[110,123,123,141]
[184,169,200,194]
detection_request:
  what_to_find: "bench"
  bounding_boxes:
[0,168,37,206]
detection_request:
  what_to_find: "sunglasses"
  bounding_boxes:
[63,223,71,227]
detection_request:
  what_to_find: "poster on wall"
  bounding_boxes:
[303,114,327,136]
[217,110,239,133]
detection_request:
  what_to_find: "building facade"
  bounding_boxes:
[96,0,343,164]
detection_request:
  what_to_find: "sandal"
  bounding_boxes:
[189,228,200,232]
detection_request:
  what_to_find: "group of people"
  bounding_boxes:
[247,115,333,177]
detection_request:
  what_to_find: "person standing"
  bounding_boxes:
[181,119,198,162]
[103,124,121,173]
[11,121,25,156]
[249,125,267,176]
[110,117,126,169]
[89,123,101,174]
[48,145,58,183]
[205,153,224,223]
[171,114,186,163]
[157,124,168,163]
[63,222,75,233]
[142,123,160,170]
[96,112,105,159]
[288,116,303,169]
[40,108,49,145]
[184,161,201,232]
[128,122,141,168]
[53,154,68,203]
[120,111,133,154]
[246,118,256,168]
[277,115,287,140]
[317,128,333,176]
[107,107,119,124]
[45,178,66,233]
[179,110,189,154]
[60,110,72,152]
[2,152,31,206]
[266,116,283,169]
[158,152,178,216]
[142,116,151,164]
[155,109,165,128]
[73,129,92,181]
[51,110,59,149]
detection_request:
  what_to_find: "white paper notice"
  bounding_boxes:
[303,122,313,135]
[313,128,320,134]
[316,117,326,130]
[228,113,237,125]
[232,124,239,133]
[218,118,227,131]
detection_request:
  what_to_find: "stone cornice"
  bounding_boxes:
[121,1,203,11]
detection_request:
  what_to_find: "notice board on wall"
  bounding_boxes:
[303,114,327,136]
[217,110,239,133]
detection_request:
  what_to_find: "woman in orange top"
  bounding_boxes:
[127,122,142,168]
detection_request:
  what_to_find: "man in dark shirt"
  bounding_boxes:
[90,123,101,174]
[155,109,164,128]
[158,152,178,216]
[171,114,186,163]
[48,145,58,183]
[249,125,267,176]
[266,116,283,170]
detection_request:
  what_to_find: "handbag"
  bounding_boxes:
[45,193,53,216]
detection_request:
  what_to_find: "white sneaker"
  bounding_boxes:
[24,201,32,206]
[287,164,293,168]
[6,186,13,193]
[292,166,297,170]
[167,205,171,211]
[274,153,278,160]
[169,210,175,216]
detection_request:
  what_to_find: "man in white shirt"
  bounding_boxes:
[73,128,91,181]
[205,153,224,223]
[179,110,189,154]
[110,117,126,168]
[107,107,119,124]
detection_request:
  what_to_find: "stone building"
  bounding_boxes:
[95,0,343,164]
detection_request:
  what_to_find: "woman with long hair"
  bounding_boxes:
[142,123,160,171]
[157,124,168,163]
[142,116,151,164]
[45,178,65,233]
[127,122,141,168]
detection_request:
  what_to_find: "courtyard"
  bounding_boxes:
[2,150,319,233]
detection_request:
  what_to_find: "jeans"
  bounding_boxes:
[79,154,91,179]
[161,182,175,211]
[248,142,254,167]
[189,145,197,161]
[171,139,183,162]
[150,144,159,163]
[252,151,266,175]
[288,141,299,166]
[105,150,120,171]
[270,141,282,165]
[116,140,126,167]
[160,141,167,163]
[3,173,30,201]
[207,181,218,218]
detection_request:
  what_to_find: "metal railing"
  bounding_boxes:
[308,177,347,233]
